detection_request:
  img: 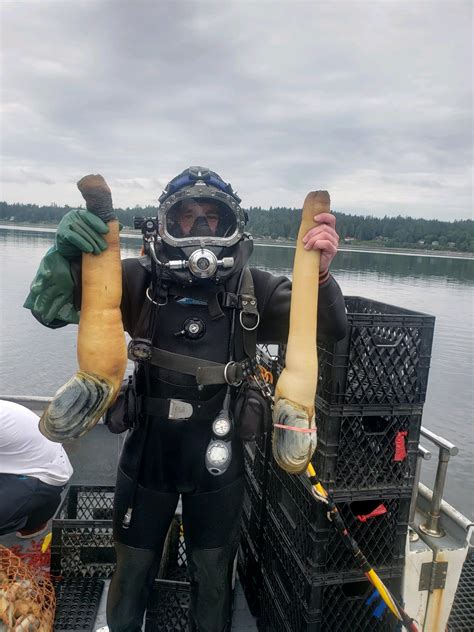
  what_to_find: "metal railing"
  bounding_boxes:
[414,426,459,538]
[409,445,431,530]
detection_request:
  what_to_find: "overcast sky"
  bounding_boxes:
[0,1,472,220]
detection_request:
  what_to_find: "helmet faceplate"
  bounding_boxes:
[158,185,246,249]
[154,167,251,284]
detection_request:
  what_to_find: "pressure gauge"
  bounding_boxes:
[212,416,232,438]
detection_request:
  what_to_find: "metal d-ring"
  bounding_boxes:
[240,311,260,331]
[146,287,168,306]
[224,362,242,387]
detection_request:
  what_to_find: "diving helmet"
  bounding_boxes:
[154,167,252,284]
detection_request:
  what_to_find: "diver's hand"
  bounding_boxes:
[56,209,109,259]
[23,248,80,326]
[301,212,339,274]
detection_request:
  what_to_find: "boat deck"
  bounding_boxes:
[3,524,473,631]
[0,525,258,632]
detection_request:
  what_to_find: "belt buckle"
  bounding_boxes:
[168,399,193,420]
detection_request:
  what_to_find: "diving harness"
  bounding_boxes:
[125,224,268,493]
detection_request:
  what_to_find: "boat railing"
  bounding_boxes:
[409,444,432,530]
[412,426,460,538]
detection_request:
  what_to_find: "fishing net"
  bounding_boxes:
[0,544,56,631]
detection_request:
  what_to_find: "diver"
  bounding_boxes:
[24,166,348,632]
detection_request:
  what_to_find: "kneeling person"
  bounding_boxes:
[0,399,73,538]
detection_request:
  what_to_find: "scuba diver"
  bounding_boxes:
[24,167,348,632]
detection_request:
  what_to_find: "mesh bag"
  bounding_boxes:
[0,545,56,631]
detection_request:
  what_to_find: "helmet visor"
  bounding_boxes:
[165,198,238,240]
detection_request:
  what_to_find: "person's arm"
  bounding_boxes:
[23,209,109,328]
[254,210,347,344]
[253,268,347,344]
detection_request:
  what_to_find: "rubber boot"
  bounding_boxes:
[186,543,237,632]
[107,541,161,632]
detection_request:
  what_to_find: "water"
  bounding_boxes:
[0,228,473,518]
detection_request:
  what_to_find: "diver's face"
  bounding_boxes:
[177,201,220,237]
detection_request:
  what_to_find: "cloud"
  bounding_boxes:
[2,166,55,185]
[0,0,472,219]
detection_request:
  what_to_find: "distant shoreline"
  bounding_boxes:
[1,223,473,261]
[253,240,474,260]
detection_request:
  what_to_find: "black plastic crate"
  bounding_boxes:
[244,433,272,493]
[158,516,188,582]
[255,343,282,387]
[51,485,115,578]
[53,577,104,631]
[242,472,266,548]
[145,579,190,632]
[317,296,435,406]
[314,405,422,492]
[263,508,403,607]
[266,463,411,574]
[259,567,403,632]
[146,515,190,631]
[238,521,263,617]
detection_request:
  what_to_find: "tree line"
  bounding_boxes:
[1,201,472,252]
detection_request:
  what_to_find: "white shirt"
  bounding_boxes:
[0,400,73,486]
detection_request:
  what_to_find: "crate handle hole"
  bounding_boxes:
[361,416,388,435]
[341,581,370,599]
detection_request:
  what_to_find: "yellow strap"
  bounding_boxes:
[367,568,401,620]
[41,532,52,553]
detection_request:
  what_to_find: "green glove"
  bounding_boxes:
[24,247,80,326]
[56,209,109,259]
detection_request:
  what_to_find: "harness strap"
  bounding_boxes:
[234,267,258,359]
[129,266,260,385]
[145,346,253,386]
[207,293,225,320]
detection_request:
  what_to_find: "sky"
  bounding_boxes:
[0,0,472,220]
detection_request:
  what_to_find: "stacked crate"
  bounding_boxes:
[260,297,435,631]
[51,485,115,629]
[51,484,116,579]
[51,486,190,630]
[237,346,280,616]
[145,516,190,632]
[238,433,272,615]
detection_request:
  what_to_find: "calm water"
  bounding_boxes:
[0,228,473,518]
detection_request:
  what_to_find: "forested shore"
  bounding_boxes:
[1,201,472,253]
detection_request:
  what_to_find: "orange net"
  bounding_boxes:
[0,545,56,631]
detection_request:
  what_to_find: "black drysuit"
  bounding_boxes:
[105,256,347,632]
